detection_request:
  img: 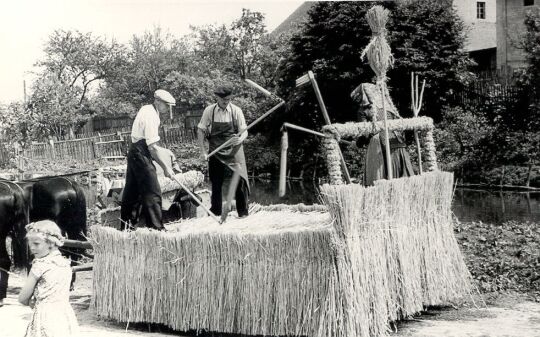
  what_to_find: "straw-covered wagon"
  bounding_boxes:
[89,6,473,337]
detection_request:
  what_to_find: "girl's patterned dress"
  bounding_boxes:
[25,251,79,337]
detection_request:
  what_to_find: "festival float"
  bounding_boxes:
[90,6,473,337]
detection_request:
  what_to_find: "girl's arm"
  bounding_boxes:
[18,273,39,306]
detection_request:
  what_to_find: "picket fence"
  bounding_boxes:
[20,125,197,162]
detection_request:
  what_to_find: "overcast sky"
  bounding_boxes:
[0,0,304,104]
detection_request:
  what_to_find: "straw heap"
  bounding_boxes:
[91,171,471,337]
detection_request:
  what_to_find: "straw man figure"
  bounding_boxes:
[351,83,415,186]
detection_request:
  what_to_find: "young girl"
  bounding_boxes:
[18,220,79,337]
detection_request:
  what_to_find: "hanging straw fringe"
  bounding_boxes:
[91,171,472,337]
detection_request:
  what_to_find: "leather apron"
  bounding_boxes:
[208,105,250,193]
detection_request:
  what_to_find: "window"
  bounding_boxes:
[524,0,534,6]
[477,2,486,19]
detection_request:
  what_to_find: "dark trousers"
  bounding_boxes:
[120,142,163,230]
[209,157,249,216]
[0,256,10,299]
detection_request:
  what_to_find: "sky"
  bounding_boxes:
[0,0,304,104]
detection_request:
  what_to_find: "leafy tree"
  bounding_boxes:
[28,74,89,139]
[36,29,126,105]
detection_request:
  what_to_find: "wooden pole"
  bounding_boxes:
[380,82,393,179]
[207,101,285,159]
[307,71,352,183]
[279,129,288,197]
[282,122,353,145]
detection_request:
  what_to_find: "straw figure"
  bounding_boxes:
[351,82,415,186]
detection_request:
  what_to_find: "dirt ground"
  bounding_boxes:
[2,271,539,337]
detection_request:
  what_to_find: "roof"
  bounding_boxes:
[271,2,314,36]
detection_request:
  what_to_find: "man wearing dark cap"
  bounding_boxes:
[197,84,250,218]
[120,89,179,230]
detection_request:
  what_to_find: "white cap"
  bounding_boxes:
[154,89,176,105]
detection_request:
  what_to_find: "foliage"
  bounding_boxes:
[435,106,494,173]
[455,220,540,301]
[243,134,280,174]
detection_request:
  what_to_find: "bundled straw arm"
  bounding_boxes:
[322,116,434,139]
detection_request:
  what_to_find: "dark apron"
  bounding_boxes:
[120,139,163,230]
[208,105,250,193]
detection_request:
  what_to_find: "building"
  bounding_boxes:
[497,0,539,70]
[454,0,497,71]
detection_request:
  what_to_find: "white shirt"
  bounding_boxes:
[197,103,247,135]
[131,104,160,145]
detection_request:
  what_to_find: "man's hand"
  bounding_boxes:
[200,152,208,161]
[229,135,242,146]
[164,167,175,179]
[172,161,182,173]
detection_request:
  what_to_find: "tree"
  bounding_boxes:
[36,29,126,106]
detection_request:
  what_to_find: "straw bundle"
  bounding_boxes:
[360,6,394,80]
[320,171,472,336]
[158,170,204,194]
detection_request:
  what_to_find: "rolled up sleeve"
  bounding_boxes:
[143,111,160,145]
[235,107,247,132]
[197,106,212,131]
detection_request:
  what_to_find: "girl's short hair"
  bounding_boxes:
[25,220,65,247]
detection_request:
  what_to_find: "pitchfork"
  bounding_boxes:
[411,72,426,174]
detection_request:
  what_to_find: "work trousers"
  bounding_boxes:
[120,141,163,230]
[208,156,249,217]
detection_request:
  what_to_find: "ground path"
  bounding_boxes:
[1,272,539,337]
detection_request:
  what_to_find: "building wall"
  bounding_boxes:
[454,0,497,22]
[497,0,538,69]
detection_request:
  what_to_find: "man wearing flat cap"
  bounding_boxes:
[120,89,179,230]
[197,84,250,218]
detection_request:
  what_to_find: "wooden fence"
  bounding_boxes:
[453,81,525,108]
[19,125,196,163]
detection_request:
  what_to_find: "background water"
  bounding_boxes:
[247,180,540,224]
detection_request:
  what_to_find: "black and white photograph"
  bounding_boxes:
[0,0,539,336]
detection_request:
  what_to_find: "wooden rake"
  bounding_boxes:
[296,71,352,183]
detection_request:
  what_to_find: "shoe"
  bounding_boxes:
[238,214,248,219]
